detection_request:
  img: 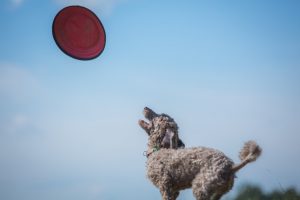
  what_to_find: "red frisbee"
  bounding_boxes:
[52,6,106,60]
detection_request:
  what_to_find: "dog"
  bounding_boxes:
[139,107,262,200]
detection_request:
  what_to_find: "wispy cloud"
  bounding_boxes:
[53,0,125,15]
[0,63,40,101]
[1,113,32,135]
[9,0,24,8]
[0,63,43,137]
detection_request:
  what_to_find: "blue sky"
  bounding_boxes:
[0,0,300,200]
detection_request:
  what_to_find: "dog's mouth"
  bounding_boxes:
[139,107,158,133]
[138,119,150,128]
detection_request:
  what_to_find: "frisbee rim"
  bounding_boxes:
[52,5,106,60]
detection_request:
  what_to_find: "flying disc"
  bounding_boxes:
[52,6,106,60]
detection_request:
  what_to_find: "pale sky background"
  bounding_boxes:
[0,0,300,200]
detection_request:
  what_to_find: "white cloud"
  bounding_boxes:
[12,114,30,128]
[0,63,40,101]
[2,114,31,134]
[0,63,44,137]
[53,0,125,15]
[9,0,24,8]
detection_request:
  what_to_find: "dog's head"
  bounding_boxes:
[139,107,185,149]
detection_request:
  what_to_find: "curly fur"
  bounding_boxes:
[139,107,262,200]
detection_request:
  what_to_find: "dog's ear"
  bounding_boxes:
[178,139,185,148]
[138,120,151,135]
[167,121,177,129]
[161,128,175,148]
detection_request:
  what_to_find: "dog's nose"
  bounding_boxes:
[144,107,149,111]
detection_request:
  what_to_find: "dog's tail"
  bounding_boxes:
[231,141,262,173]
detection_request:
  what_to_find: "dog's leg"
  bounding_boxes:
[160,187,178,200]
[160,189,171,200]
[192,171,234,200]
[173,191,180,200]
[211,193,223,200]
[192,172,215,200]
[210,176,235,200]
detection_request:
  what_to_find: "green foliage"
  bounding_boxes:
[233,184,300,200]
[234,185,266,200]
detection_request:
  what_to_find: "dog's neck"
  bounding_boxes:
[145,146,160,158]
